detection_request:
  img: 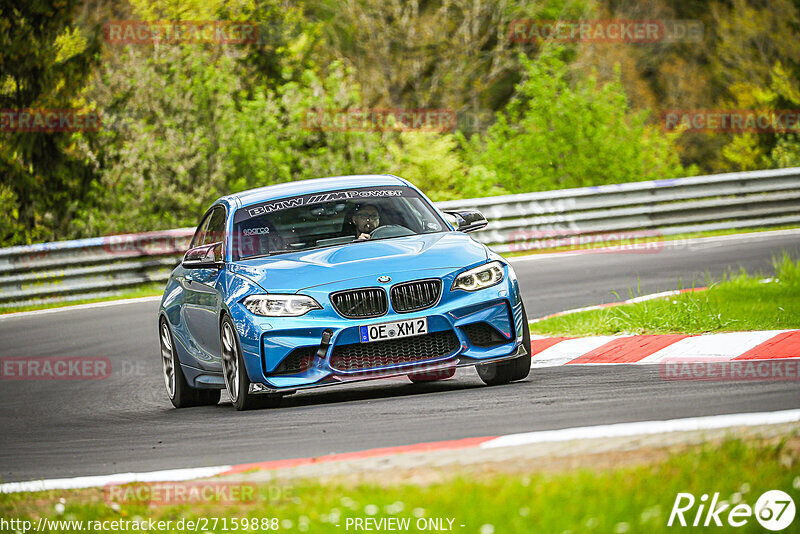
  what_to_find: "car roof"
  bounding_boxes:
[221,175,411,208]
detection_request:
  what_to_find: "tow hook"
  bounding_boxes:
[316,329,333,359]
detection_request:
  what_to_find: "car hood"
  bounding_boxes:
[229,232,488,292]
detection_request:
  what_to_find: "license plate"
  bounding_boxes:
[359,317,428,343]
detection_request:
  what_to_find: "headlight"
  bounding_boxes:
[452,261,505,291]
[242,294,322,316]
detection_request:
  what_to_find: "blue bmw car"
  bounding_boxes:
[158,175,530,410]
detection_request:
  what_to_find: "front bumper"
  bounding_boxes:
[232,266,526,393]
[248,343,528,394]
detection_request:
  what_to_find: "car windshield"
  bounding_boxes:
[232,186,447,259]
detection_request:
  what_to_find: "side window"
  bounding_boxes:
[190,211,213,249]
[203,207,227,245]
[190,206,227,248]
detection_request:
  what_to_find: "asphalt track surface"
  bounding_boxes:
[1,231,800,483]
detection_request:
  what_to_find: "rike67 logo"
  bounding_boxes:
[668,490,795,530]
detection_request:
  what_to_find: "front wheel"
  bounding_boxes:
[221,315,280,411]
[477,303,531,386]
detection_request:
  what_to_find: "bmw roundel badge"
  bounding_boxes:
[378,276,391,283]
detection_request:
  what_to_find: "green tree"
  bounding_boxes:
[385,131,506,201]
[465,46,688,193]
[717,61,800,171]
[309,0,591,137]
[710,0,800,171]
[127,0,317,89]
[78,44,394,237]
[0,0,101,245]
[223,63,394,190]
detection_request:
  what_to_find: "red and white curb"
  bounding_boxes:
[529,330,800,367]
[3,409,800,494]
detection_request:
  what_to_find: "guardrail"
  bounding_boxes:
[2,167,799,307]
[0,229,194,306]
[439,167,800,253]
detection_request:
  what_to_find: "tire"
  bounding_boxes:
[221,315,280,411]
[159,318,221,408]
[476,303,531,386]
[408,365,456,383]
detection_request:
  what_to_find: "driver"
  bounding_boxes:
[352,203,381,240]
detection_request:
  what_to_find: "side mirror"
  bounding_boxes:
[443,210,488,233]
[182,242,223,269]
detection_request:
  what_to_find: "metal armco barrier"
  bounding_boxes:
[437,167,800,253]
[0,229,194,306]
[1,167,799,306]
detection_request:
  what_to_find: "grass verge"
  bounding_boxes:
[0,435,797,533]
[0,283,165,315]
[529,254,800,336]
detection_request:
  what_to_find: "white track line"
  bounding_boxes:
[0,465,231,494]
[508,228,800,263]
[0,296,162,321]
[4,409,800,493]
[625,289,698,304]
[480,409,800,449]
[529,288,705,324]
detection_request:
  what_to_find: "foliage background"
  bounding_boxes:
[1,0,799,245]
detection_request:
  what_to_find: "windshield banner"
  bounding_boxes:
[233,186,417,223]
